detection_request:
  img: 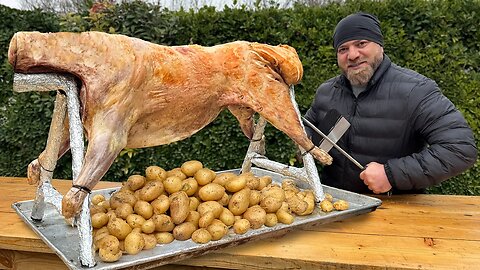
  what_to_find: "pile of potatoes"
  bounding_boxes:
[89,160,349,263]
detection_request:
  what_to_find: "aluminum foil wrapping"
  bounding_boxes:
[77,194,95,267]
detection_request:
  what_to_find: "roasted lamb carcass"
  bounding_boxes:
[8,31,332,219]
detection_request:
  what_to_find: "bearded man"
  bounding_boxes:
[304,12,477,194]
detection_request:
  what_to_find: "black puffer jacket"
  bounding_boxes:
[304,54,477,194]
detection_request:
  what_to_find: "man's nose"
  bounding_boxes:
[347,47,360,60]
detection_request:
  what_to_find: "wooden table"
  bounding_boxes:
[0,177,478,270]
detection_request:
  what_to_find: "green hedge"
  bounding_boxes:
[0,0,478,195]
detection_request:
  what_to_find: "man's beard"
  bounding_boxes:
[344,54,383,86]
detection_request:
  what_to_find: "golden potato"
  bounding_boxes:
[166,168,187,180]
[169,191,190,224]
[163,176,183,194]
[276,210,294,225]
[191,228,212,244]
[258,176,272,190]
[281,179,300,193]
[173,222,196,241]
[97,200,110,211]
[259,196,283,213]
[246,175,260,190]
[185,210,201,228]
[141,219,156,234]
[233,219,250,235]
[189,197,200,211]
[99,247,122,262]
[114,203,134,220]
[264,213,278,227]
[91,194,105,205]
[324,193,334,202]
[139,180,164,202]
[298,190,315,216]
[198,211,215,228]
[126,214,146,228]
[261,185,285,202]
[225,174,247,193]
[134,200,154,219]
[91,212,109,229]
[320,199,334,212]
[207,222,228,241]
[197,201,223,218]
[228,188,251,216]
[194,168,216,185]
[110,191,137,209]
[333,200,349,211]
[142,233,157,250]
[151,194,170,215]
[243,205,267,229]
[212,172,236,187]
[285,190,308,215]
[152,214,175,232]
[181,160,203,177]
[125,175,146,191]
[145,166,167,182]
[107,217,132,240]
[198,183,225,201]
[216,193,230,206]
[96,234,120,251]
[219,208,235,226]
[154,232,174,244]
[89,204,106,216]
[181,177,199,196]
[124,232,145,255]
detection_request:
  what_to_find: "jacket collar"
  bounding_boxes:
[336,54,392,91]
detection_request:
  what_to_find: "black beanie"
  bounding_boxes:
[333,12,384,50]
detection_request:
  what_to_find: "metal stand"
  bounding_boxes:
[13,73,95,267]
[241,86,325,203]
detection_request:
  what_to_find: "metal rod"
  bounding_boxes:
[302,117,365,170]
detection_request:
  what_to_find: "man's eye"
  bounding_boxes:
[358,41,368,47]
[338,48,347,54]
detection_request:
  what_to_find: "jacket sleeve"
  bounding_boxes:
[385,80,477,190]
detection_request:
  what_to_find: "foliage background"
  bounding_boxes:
[0,0,478,195]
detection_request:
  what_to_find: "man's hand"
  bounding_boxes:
[359,162,392,194]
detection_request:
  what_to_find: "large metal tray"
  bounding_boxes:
[12,167,382,270]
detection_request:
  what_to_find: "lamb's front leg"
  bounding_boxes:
[62,116,129,219]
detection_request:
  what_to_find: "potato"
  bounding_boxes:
[91,194,105,205]
[169,191,190,224]
[167,168,187,180]
[281,179,300,193]
[225,174,247,193]
[298,190,315,216]
[324,193,334,202]
[124,232,145,255]
[320,199,334,212]
[258,176,272,190]
[265,213,278,227]
[106,209,117,221]
[243,205,267,229]
[276,210,294,225]
[246,175,260,190]
[248,190,261,207]
[173,222,196,241]
[131,227,142,234]
[216,193,230,206]
[154,232,174,244]
[197,201,223,218]
[260,196,283,213]
[189,197,200,211]
[194,168,216,185]
[181,160,203,177]
[207,222,228,241]
[126,214,146,228]
[181,177,199,196]
[285,190,308,215]
[96,234,120,251]
[99,247,122,262]
[107,217,132,240]
[228,188,251,216]
[185,210,201,228]
[134,200,154,219]
[233,219,250,235]
[139,180,164,202]
[198,211,215,228]
[191,228,212,244]
[110,191,137,209]
[219,208,235,226]
[151,194,170,214]
[145,166,167,182]
[92,212,109,229]
[90,204,106,216]
[212,172,236,186]
[162,176,182,194]
[126,175,146,191]
[115,203,134,219]
[261,185,285,202]
[95,226,109,238]
[98,200,110,211]
[333,200,349,211]
[142,233,157,250]
[198,183,225,201]
[152,214,175,232]
[141,219,156,234]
